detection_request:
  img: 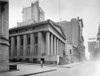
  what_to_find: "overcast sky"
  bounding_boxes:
[9,0,100,59]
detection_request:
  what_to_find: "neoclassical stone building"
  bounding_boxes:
[9,20,66,64]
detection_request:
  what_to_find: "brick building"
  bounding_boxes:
[17,1,45,27]
[58,17,85,62]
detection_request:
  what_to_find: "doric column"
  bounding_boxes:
[46,32,50,55]
[38,32,42,57]
[30,33,34,56]
[11,37,15,57]
[50,34,53,55]
[60,40,62,55]
[23,34,27,57]
[17,36,21,56]
[54,36,56,55]
[58,39,60,55]
[56,38,58,55]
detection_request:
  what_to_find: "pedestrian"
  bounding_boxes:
[41,60,43,68]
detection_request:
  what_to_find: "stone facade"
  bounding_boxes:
[0,0,9,72]
[65,43,73,63]
[9,20,66,64]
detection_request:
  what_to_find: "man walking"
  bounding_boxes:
[41,60,43,68]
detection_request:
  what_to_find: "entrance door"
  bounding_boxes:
[41,58,44,64]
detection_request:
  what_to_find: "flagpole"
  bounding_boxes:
[59,0,61,22]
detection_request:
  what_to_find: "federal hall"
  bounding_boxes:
[9,1,66,64]
[9,20,66,64]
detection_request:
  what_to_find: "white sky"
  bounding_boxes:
[9,0,100,59]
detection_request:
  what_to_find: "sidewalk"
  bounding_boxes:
[17,62,82,67]
[61,62,82,68]
[0,62,82,76]
[0,64,56,76]
[56,62,83,68]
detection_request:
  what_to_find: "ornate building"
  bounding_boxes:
[9,20,66,64]
[0,0,9,72]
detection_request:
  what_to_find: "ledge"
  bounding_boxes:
[0,35,9,41]
[0,42,10,46]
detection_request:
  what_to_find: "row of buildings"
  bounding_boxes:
[58,18,85,62]
[9,1,85,64]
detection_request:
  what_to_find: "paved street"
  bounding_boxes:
[35,60,100,76]
[0,60,100,76]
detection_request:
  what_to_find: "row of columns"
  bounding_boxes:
[46,32,65,56]
[10,33,35,57]
[10,31,65,58]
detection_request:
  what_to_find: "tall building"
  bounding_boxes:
[96,24,100,59]
[0,0,9,72]
[17,1,45,26]
[58,17,85,62]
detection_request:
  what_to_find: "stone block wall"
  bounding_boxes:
[0,0,9,72]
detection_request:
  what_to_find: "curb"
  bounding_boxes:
[13,62,57,68]
[65,62,82,68]
[0,69,20,73]
[20,69,57,76]
[57,62,82,68]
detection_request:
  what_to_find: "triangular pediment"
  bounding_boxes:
[48,20,66,39]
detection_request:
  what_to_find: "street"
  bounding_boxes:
[0,60,100,76]
[31,60,100,76]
